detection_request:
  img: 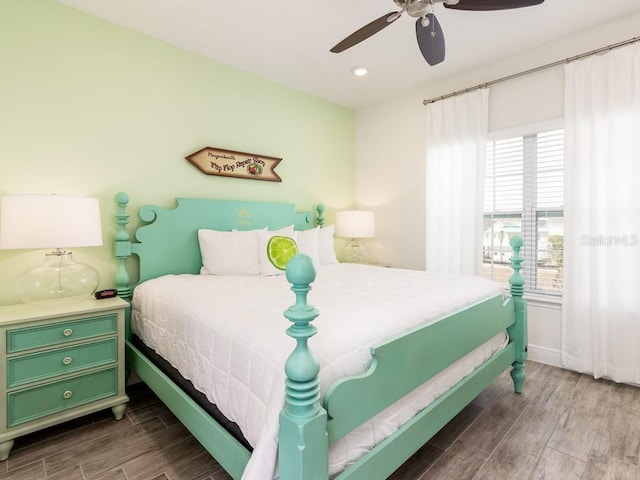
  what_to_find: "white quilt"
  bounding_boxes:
[131,263,507,479]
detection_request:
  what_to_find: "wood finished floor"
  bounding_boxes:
[1,361,639,480]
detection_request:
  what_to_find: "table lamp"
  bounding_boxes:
[335,210,375,263]
[0,194,103,306]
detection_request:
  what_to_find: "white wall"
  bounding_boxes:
[355,13,640,366]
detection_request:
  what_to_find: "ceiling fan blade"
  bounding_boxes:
[443,0,544,11]
[330,11,401,53]
[416,14,445,66]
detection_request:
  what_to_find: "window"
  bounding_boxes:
[482,128,564,296]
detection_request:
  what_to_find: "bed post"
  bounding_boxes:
[113,192,133,302]
[316,204,325,227]
[508,235,527,393]
[279,254,328,480]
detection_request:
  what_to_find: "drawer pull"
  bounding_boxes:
[62,390,73,399]
[62,356,73,365]
[63,328,73,337]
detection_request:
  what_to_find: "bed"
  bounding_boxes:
[112,193,527,480]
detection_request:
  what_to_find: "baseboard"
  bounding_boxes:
[527,344,562,368]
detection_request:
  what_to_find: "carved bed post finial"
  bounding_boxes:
[316,204,325,228]
[279,254,328,480]
[114,192,133,302]
[509,235,524,298]
[508,235,527,393]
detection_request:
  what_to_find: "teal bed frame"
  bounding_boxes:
[113,192,527,480]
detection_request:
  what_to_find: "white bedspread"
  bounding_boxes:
[131,263,507,479]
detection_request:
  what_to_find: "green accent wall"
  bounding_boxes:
[0,0,355,306]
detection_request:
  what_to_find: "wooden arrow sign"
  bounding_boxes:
[186,147,282,182]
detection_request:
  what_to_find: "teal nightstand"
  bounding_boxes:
[0,297,129,461]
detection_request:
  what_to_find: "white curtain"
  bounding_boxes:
[425,89,489,275]
[562,42,640,384]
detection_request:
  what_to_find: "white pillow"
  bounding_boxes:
[198,229,262,275]
[296,227,320,268]
[258,226,297,276]
[319,225,338,264]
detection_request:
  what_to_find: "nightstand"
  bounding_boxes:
[0,297,129,461]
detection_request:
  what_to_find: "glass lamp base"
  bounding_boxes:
[341,238,370,264]
[16,251,99,306]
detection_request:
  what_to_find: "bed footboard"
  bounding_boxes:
[279,236,527,480]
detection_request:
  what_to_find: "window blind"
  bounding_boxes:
[483,129,564,296]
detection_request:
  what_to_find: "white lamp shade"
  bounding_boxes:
[0,194,103,250]
[335,210,375,239]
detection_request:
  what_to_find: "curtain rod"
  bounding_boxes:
[422,35,639,105]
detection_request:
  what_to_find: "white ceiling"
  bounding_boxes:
[55,0,640,109]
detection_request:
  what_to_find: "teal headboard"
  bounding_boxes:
[113,193,323,299]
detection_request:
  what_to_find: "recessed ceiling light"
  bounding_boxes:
[351,66,368,77]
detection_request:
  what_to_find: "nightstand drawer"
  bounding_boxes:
[6,314,117,353]
[7,338,118,388]
[7,367,118,428]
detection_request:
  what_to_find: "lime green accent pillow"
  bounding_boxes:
[258,226,296,276]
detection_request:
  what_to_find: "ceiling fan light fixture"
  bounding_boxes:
[351,65,369,76]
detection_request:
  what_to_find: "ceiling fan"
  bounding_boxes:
[330,0,545,66]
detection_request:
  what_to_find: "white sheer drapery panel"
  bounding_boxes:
[562,42,640,385]
[425,89,489,275]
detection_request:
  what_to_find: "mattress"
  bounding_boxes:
[131,263,507,479]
